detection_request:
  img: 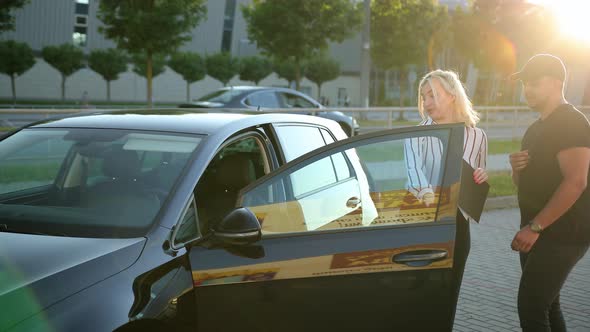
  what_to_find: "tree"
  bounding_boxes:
[371,0,447,117]
[97,0,207,107]
[242,0,362,90]
[206,53,239,86]
[168,52,206,102]
[0,40,35,104]
[450,0,554,104]
[88,49,128,102]
[0,0,28,33]
[239,56,272,86]
[305,56,340,100]
[42,44,85,102]
[273,59,300,87]
[131,53,166,78]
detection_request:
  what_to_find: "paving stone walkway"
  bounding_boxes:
[454,209,590,332]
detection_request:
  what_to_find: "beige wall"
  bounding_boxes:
[0,58,361,106]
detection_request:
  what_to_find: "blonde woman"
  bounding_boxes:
[404,69,489,313]
[405,69,488,206]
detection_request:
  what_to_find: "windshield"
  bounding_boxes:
[0,128,202,238]
[197,89,244,104]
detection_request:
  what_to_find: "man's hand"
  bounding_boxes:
[510,225,540,253]
[509,150,529,186]
[473,168,488,184]
[509,150,529,172]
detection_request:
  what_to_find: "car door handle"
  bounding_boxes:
[346,197,360,208]
[392,250,448,265]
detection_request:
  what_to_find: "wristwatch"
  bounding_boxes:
[529,222,543,234]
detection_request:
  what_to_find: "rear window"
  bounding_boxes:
[197,89,244,104]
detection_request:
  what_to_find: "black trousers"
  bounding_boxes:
[518,238,589,332]
[450,213,471,330]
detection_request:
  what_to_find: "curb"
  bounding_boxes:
[484,195,518,211]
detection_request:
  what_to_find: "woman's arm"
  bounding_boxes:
[404,136,434,199]
[473,128,489,184]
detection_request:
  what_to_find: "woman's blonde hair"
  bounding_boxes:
[417,69,479,127]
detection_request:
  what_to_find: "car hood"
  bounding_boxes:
[0,232,145,330]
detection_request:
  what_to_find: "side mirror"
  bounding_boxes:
[213,208,261,246]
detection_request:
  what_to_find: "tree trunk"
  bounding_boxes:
[372,67,379,106]
[295,58,301,91]
[186,80,190,103]
[398,70,406,121]
[10,74,16,105]
[61,74,66,102]
[317,83,322,101]
[106,80,111,102]
[147,51,153,108]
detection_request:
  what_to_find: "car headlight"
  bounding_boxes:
[351,117,359,127]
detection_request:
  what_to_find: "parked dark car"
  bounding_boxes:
[0,109,466,331]
[179,86,360,136]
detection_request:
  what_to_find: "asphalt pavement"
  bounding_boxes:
[453,208,590,332]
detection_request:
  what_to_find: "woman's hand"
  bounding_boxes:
[473,168,488,184]
[422,192,435,206]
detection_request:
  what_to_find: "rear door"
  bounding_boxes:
[188,123,465,332]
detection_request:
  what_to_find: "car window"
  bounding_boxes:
[274,125,327,162]
[0,132,73,194]
[0,128,202,238]
[173,196,200,247]
[239,131,451,235]
[244,91,280,108]
[278,92,316,108]
[197,89,243,104]
[194,134,270,233]
[320,128,336,144]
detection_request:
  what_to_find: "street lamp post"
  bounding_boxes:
[360,0,371,109]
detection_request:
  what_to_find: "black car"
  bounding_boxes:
[179,86,360,136]
[0,109,466,331]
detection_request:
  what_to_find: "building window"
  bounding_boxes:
[221,31,232,54]
[338,88,347,106]
[73,0,89,47]
[75,0,89,15]
[73,27,87,47]
[221,0,237,52]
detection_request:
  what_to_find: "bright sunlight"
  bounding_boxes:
[530,0,590,44]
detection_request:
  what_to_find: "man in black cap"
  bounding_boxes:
[509,54,590,331]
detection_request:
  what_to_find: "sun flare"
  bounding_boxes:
[530,0,590,44]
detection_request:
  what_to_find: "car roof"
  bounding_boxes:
[27,109,336,135]
[216,86,308,94]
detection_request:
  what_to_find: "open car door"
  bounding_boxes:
[189,123,465,332]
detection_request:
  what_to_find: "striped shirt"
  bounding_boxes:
[405,117,488,199]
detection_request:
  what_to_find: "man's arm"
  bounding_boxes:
[532,147,590,229]
[512,147,590,253]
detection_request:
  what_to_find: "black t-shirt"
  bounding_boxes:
[518,104,590,244]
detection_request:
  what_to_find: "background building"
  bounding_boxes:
[1,0,588,106]
[0,0,362,106]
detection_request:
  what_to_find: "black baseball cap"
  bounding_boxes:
[510,54,566,82]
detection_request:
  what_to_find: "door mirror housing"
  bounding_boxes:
[213,208,261,246]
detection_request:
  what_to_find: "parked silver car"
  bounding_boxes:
[179,86,360,136]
